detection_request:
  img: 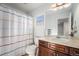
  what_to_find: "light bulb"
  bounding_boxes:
[51,4,56,8]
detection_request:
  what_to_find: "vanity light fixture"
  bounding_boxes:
[50,3,71,11]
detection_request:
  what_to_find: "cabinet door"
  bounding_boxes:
[70,48,79,56]
[56,52,68,56]
[39,45,48,56]
[39,45,56,56]
[48,49,56,56]
[56,44,69,54]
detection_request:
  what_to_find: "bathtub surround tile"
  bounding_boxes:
[0,5,33,56]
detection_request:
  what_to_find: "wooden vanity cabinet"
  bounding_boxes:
[39,45,47,56]
[70,47,79,56]
[39,45,56,56]
[38,40,70,56]
[56,44,70,55]
[38,40,79,56]
[55,52,69,56]
[38,40,56,56]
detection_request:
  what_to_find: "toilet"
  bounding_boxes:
[25,44,38,56]
[25,38,39,56]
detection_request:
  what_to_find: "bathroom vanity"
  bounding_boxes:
[38,38,79,56]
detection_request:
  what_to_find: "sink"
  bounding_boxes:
[56,36,71,42]
[59,38,70,41]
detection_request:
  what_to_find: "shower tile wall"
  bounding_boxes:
[0,5,33,56]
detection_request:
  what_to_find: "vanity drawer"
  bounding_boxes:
[70,48,79,56]
[56,44,69,54]
[39,40,48,48]
[48,43,56,50]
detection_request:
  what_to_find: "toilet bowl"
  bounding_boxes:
[25,44,38,56]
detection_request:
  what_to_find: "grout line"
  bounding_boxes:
[0,34,33,38]
[0,38,33,47]
[0,45,26,56]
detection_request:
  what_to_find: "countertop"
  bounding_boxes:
[39,36,79,49]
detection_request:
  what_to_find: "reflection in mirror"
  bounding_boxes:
[58,18,69,37]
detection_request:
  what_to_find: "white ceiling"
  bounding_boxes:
[4,3,72,16]
[5,3,45,13]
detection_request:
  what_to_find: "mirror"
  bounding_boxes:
[45,4,72,37]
